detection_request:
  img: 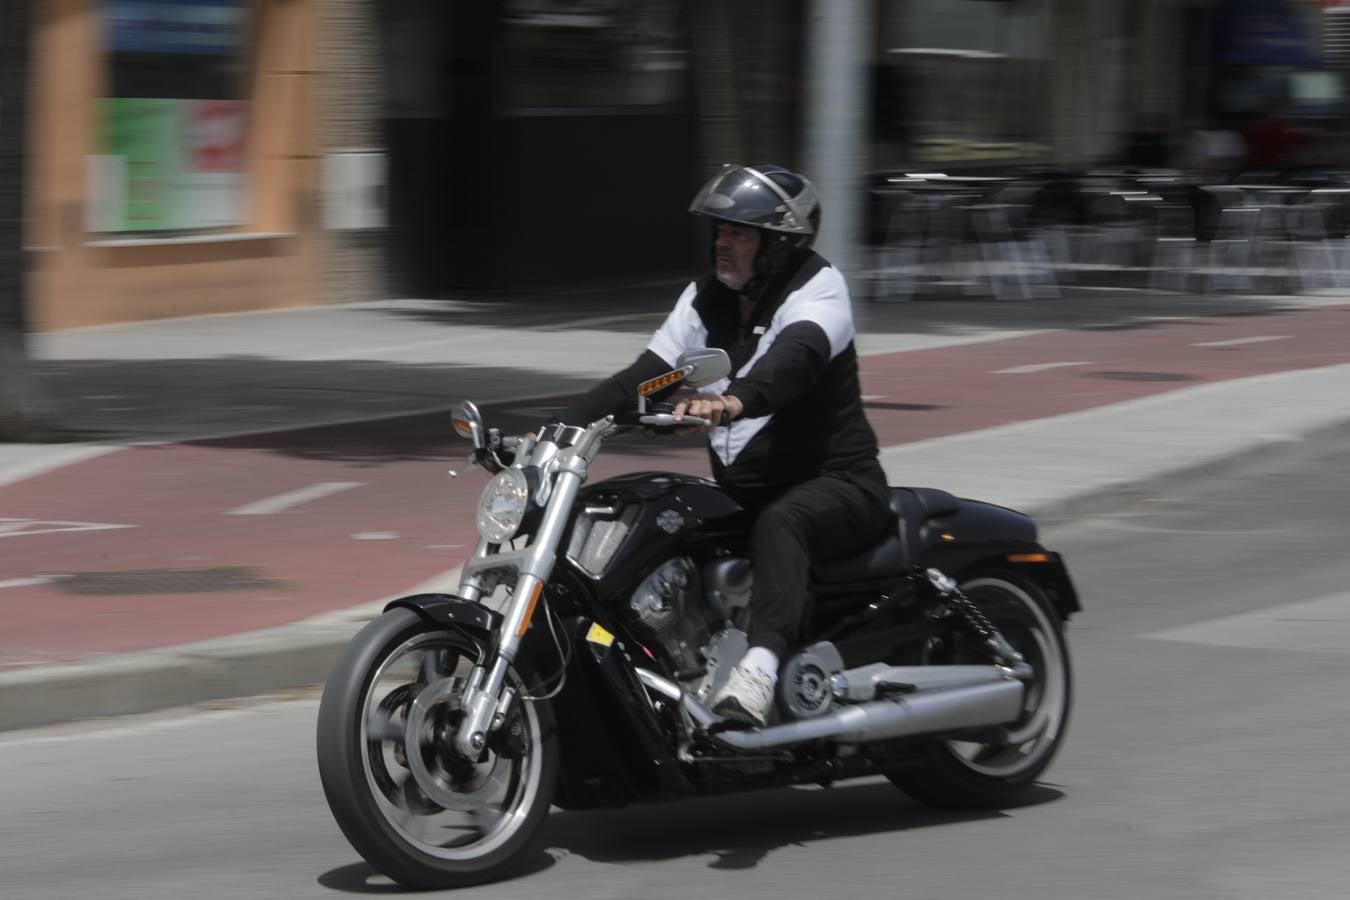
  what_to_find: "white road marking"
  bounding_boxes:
[0,518,135,539]
[1192,335,1289,348]
[992,361,1093,375]
[352,532,399,541]
[0,577,61,590]
[227,482,364,516]
[0,445,124,489]
[1145,590,1350,654]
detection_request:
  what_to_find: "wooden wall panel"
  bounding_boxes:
[30,0,321,330]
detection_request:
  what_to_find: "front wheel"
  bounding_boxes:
[889,571,1072,808]
[316,609,557,889]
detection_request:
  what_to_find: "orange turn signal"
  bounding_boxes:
[638,368,689,397]
[1007,553,1050,563]
[452,417,474,438]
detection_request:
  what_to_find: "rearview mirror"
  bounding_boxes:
[677,348,731,388]
[451,401,486,450]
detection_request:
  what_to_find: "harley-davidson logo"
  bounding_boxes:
[656,510,684,534]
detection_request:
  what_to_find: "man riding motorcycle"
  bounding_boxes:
[560,163,893,725]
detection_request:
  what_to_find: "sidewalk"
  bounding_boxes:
[3,281,1350,730]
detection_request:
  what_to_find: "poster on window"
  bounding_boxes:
[92,98,248,232]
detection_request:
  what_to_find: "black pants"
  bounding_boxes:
[730,463,894,659]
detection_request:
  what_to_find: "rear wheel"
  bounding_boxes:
[317,609,557,888]
[888,571,1071,808]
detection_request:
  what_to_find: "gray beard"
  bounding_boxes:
[716,268,751,291]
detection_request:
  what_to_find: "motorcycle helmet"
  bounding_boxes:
[689,164,821,277]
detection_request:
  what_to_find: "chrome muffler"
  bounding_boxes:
[636,663,1027,751]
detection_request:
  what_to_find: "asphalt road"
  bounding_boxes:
[3,424,1350,899]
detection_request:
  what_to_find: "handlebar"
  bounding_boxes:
[638,413,713,428]
[612,400,715,430]
[452,403,719,479]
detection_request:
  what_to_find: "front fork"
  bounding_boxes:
[450,459,587,759]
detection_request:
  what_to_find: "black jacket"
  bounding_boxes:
[560,252,883,493]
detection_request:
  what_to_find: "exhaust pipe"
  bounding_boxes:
[635,666,1026,752]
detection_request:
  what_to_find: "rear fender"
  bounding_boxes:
[954,551,1082,620]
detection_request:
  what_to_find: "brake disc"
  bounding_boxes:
[402,676,511,812]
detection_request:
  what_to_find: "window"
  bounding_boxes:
[876,0,1052,164]
[502,0,688,111]
[90,0,251,234]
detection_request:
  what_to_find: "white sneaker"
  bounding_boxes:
[711,648,778,727]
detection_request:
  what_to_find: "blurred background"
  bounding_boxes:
[5,1,1350,333]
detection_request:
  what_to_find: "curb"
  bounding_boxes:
[1027,415,1350,528]
[0,606,382,733]
[0,569,460,733]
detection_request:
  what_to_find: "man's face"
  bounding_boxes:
[714,223,761,292]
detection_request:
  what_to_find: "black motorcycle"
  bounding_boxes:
[316,348,1078,888]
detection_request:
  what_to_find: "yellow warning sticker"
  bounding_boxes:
[586,622,615,647]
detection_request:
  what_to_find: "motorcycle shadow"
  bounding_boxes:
[316,850,558,894]
[541,780,1064,871]
[315,782,1063,891]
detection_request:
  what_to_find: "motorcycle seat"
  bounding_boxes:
[809,487,961,586]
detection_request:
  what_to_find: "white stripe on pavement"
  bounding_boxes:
[1145,590,1350,655]
[0,577,61,590]
[0,445,124,489]
[0,518,135,538]
[1192,335,1289,348]
[227,482,364,516]
[992,361,1093,375]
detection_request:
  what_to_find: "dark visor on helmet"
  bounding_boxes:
[689,166,814,235]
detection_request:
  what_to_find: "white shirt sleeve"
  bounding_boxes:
[645,281,706,366]
[773,265,854,360]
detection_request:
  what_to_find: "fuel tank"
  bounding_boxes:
[560,472,749,597]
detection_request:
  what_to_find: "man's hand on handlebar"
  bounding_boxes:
[671,389,743,433]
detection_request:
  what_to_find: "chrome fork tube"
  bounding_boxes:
[453,457,588,758]
[455,537,492,603]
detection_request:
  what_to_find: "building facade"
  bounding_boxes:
[28,0,342,329]
[31,0,1262,329]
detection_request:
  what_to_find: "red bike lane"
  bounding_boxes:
[3,305,1348,667]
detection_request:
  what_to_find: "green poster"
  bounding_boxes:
[100,99,181,231]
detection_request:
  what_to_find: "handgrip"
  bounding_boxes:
[639,413,713,427]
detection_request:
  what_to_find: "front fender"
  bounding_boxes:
[383,594,501,650]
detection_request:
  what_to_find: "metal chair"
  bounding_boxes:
[1202,186,1260,294]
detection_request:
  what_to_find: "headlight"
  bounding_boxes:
[476,468,530,543]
